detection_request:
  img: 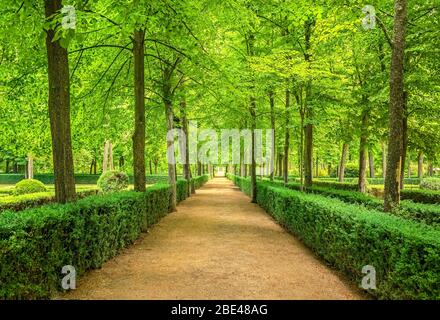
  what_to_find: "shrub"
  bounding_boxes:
[401,189,440,204]
[14,179,47,195]
[0,175,209,299]
[228,174,440,299]
[420,178,440,191]
[284,182,440,227]
[97,171,129,193]
[0,190,98,213]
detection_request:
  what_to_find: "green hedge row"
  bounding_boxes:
[274,176,422,185]
[0,190,99,213]
[0,176,209,299]
[272,181,440,227]
[227,174,440,299]
[0,174,181,185]
[401,189,440,204]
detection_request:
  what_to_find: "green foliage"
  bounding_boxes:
[401,189,440,204]
[228,174,440,299]
[14,179,46,195]
[97,171,129,193]
[420,178,440,191]
[0,190,98,213]
[312,180,359,191]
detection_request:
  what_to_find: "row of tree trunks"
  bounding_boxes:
[44,0,76,203]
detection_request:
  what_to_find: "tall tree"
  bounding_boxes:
[384,0,408,212]
[44,0,76,203]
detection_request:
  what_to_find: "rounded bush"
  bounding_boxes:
[97,171,129,193]
[14,179,47,195]
[420,178,440,191]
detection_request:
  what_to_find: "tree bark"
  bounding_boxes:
[132,29,146,192]
[250,97,257,203]
[384,0,408,212]
[368,150,375,178]
[400,91,408,189]
[269,91,275,181]
[382,143,387,178]
[283,88,290,184]
[27,154,34,179]
[44,0,76,203]
[303,18,315,188]
[102,140,109,173]
[428,161,433,177]
[418,151,424,178]
[339,143,349,182]
[181,98,191,196]
[358,111,368,193]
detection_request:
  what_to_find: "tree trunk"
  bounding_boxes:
[44,0,76,203]
[428,161,433,177]
[303,18,314,188]
[250,98,257,203]
[5,160,9,173]
[132,29,146,192]
[278,153,283,178]
[181,98,191,197]
[315,155,319,178]
[339,143,349,182]
[283,88,290,184]
[382,143,387,178]
[149,159,153,175]
[407,158,411,178]
[89,159,94,175]
[102,140,109,173]
[27,154,34,179]
[368,150,375,178]
[384,0,408,212]
[269,91,275,181]
[358,111,368,193]
[165,98,177,211]
[418,151,424,178]
[400,91,408,189]
[197,161,202,176]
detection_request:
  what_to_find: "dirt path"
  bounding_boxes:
[62,177,364,300]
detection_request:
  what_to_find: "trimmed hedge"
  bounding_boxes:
[228,174,440,299]
[420,178,440,191]
[0,174,182,185]
[14,179,47,195]
[0,175,209,299]
[0,190,99,213]
[281,182,440,227]
[401,189,440,204]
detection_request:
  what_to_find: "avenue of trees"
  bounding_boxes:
[0,0,439,212]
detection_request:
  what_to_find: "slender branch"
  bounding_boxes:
[69,44,131,54]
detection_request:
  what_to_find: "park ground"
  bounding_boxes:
[60,177,365,300]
